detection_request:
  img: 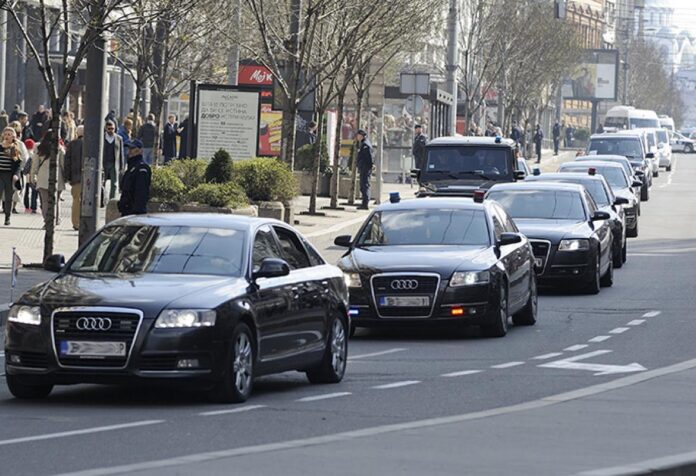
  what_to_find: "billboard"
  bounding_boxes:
[562,49,619,101]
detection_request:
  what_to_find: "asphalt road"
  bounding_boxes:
[2,153,696,476]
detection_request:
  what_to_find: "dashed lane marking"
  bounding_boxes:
[0,420,164,447]
[588,336,611,343]
[564,345,589,352]
[627,319,646,326]
[199,405,267,417]
[609,327,630,334]
[441,370,482,378]
[532,353,564,360]
[491,361,525,369]
[348,348,407,361]
[372,380,421,390]
[296,392,352,402]
[643,311,661,318]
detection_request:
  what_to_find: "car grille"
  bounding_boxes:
[530,240,552,275]
[52,309,142,368]
[371,274,440,318]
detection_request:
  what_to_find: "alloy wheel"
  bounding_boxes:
[233,333,253,395]
[330,318,347,376]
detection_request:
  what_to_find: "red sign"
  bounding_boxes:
[238,65,273,86]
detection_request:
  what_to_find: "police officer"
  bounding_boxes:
[552,119,561,156]
[412,124,428,170]
[533,124,544,164]
[118,139,151,216]
[355,129,373,210]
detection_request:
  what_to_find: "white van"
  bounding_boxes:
[658,115,675,132]
[604,106,660,131]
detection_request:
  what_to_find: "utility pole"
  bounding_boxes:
[0,9,7,110]
[445,0,459,135]
[228,0,241,86]
[79,3,107,245]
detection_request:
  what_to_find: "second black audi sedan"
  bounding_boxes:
[334,197,538,338]
[487,182,614,294]
[5,214,349,403]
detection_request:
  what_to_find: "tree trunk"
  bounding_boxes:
[330,92,345,209]
[347,90,364,205]
[281,106,298,170]
[308,108,324,214]
[43,103,62,263]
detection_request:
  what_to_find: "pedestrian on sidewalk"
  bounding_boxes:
[0,110,8,131]
[103,120,124,201]
[177,116,189,159]
[118,139,151,216]
[0,127,22,225]
[355,129,374,210]
[138,114,157,165]
[60,111,77,143]
[8,105,21,123]
[8,121,30,215]
[64,125,84,230]
[552,119,561,155]
[161,114,178,164]
[565,123,574,148]
[412,124,428,170]
[30,129,65,227]
[30,105,50,138]
[510,121,522,146]
[18,112,35,142]
[533,124,544,164]
[21,138,38,214]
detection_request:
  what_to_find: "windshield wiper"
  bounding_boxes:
[458,170,494,181]
[426,170,459,180]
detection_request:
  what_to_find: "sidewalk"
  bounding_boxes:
[528,148,578,173]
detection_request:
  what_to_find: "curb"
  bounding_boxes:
[0,303,9,327]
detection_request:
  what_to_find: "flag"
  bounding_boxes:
[11,248,22,288]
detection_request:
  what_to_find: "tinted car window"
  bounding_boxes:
[425,147,511,178]
[253,226,284,271]
[302,237,325,267]
[356,209,490,246]
[273,226,311,270]
[562,166,628,189]
[588,138,643,158]
[70,225,246,277]
[656,130,668,143]
[542,178,610,206]
[488,190,586,221]
[629,118,660,128]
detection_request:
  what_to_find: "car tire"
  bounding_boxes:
[622,240,627,263]
[512,275,537,326]
[640,184,649,201]
[613,243,623,269]
[306,314,348,384]
[6,374,53,399]
[349,323,356,338]
[627,220,638,238]
[653,169,659,178]
[666,164,672,172]
[687,144,694,154]
[482,283,508,338]
[600,258,614,287]
[584,254,601,295]
[210,323,254,404]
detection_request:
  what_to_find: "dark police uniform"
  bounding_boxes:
[357,135,374,209]
[118,154,151,216]
[412,132,428,170]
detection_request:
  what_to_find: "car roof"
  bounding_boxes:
[488,181,586,193]
[374,197,486,212]
[427,136,516,148]
[576,155,630,163]
[590,132,642,139]
[110,213,284,232]
[559,160,625,170]
[525,172,607,184]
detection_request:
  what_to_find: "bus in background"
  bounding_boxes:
[658,115,675,132]
[604,106,660,131]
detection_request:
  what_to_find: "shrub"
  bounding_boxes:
[150,167,185,202]
[205,149,234,183]
[232,158,298,202]
[295,141,329,172]
[187,182,248,209]
[168,159,207,189]
[573,127,590,142]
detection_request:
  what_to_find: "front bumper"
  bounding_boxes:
[535,245,596,285]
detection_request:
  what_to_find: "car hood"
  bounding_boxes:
[420,178,508,196]
[341,246,492,276]
[23,272,248,317]
[513,218,589,243]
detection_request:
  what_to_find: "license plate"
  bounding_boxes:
[379,296,430,307]
[60,341,127,358]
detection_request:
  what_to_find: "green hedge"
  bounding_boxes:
[232,158,297,202]
[206,149,234,183]
[187,182,249,208]
[150,167,186,202]
[168,158,207,189]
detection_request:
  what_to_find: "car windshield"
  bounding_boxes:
[579,158,631,176]
[488,190,586,221]
[561,166,629,189]
[629,118,660,128]
[588,138,643,158]
[605,117,628,129]
[646,133,656,148]
[356,209,490,247]
[424,147,511,179]
[656,130,668,144]
[69,225,246,276]
[539,179,610,207]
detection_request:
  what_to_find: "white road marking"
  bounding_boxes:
[199,405,266,417]
[588,335,611,343]
[372,380,420,390]
[55,358,696,476]
[348,348,406,361]
[0,420,164,447]
[441,370,482,378]
[304,215,368,238]
[578,449,696,476]
[609,327,630,334]
[297,392,352,402]
[627,319,646,326]
[643,311,661,318]
[0,351,4,357]
[564,344,589,352]
[491,361,525,369]
[539,350,646,376]
[532,352,563,360]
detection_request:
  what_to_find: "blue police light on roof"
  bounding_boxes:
[389,191,401,203]
[495,136,502,144]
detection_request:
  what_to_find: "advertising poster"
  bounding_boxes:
[259,104,282,156]
[196,88,260,160]
[563,49,618,101]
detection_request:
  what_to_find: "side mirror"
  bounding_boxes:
[334,235,352,248]
[632,180,643,188]
[44,254,65,272]
[592,211,611,221]
[634,170,645,176]
[645,152,655,159]
[514,170,526,180]
[498,232,523,247]
[410,169,421,179]
[253,258,290,281]
[614,197,629,205]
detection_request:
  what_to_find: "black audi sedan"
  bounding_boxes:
[334,197,537,338]
[575,154,646,202]
[487,182,614,294]
[525,172,628,268]
[4,214,349,403]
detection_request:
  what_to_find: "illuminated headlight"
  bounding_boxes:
[450,271,490,287]
[558,239,590,251]
[155,309,216,328]
[343,272,362,288]
[7,305,41,326]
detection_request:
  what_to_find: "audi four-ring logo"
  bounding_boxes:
[76,317,113,331]
[391,279,419,290]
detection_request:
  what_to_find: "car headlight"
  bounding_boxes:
[8,305,42,326]
[558,239,590,251]
[343,272,362,288]
[154,309,216,328]
[450,270,490,287]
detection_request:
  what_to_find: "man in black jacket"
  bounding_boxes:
[412,124,428,170]
[64,125,84,230]
[118,139,151,216]
[552,119,561,155]
[355,129,374,210]
[137,114,157,165]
